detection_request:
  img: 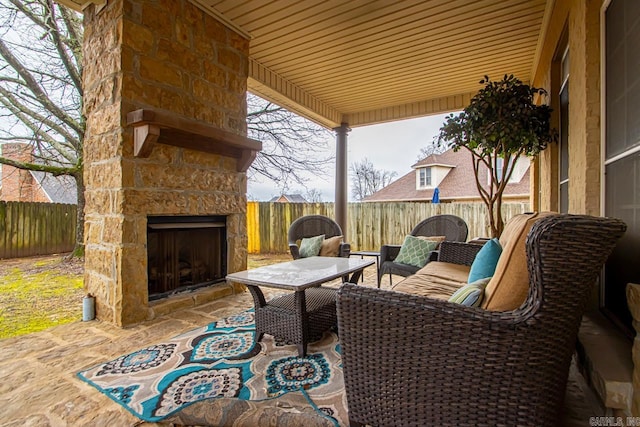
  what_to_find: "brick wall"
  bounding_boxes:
[0,143,49,203]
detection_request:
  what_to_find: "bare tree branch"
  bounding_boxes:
[350,158,397,201]
[247,92,334,192]
[0,86,78,146]
[0,0,84,254]
[0,155,76,175]
[0,37,82,136]
[58,4,82,68]
[43,0,82,95]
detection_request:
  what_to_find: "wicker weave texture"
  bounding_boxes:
[437,240,483,265]
[249,286,337,356]
[338,214,626,427]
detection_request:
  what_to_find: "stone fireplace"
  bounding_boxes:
[81,0,259,326]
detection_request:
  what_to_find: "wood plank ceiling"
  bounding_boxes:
[61,0,551,129]
[194,0,551,128]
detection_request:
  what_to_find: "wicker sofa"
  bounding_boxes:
[389,212,554,310]
[337,213,626,426]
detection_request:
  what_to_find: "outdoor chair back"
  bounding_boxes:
[287,215,350,259]
[338,214,626,426]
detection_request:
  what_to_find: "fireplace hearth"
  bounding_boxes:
[147,216,227,300]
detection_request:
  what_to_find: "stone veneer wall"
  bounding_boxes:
[82,0,250,326]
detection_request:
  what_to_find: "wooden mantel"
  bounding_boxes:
[126,109,262,172]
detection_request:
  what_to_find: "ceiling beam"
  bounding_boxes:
[250,57,475,129]
[248,58,343,129]
[55,0,105,12]
[343,92,476,127]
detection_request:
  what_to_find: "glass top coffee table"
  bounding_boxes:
[226,256,374,356]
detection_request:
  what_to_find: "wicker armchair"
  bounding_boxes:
[288,215,350,259]
[337,214,626,427]
[378,214,468,286]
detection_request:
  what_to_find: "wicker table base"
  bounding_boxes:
[248,286,337,356]
[226,256,374,357]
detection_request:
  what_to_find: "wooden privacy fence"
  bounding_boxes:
[0,201,76,258]
[247,201,529,254]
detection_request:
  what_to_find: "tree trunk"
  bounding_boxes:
[495,193,505,237]
[70,171,84,257]
[487,199,499,238]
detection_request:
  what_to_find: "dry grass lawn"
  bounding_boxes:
[0,255,84,338]
[0,252,291,339]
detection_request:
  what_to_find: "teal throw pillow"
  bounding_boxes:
[299,234,325,258]
[467,238,502,283]
[394,235,439,269]
[448,277,491,307]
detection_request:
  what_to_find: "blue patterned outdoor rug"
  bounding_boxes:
[77,310,347,426]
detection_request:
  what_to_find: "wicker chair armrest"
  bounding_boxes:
[339,242,351,257]
[338,216,628,426]
[380,244,402,263]
[289,243,300,260]
[437,241,483,265]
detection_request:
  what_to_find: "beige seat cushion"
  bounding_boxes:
[419,261,471,283]
[481,212,556,311]
[392,261,471,300]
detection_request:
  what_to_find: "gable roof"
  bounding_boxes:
[0,143,78,204]
[31,171,78,204]
[268,194,308,203]
[362,149,530,202]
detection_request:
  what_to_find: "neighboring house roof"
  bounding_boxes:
[362,149,530,202]
[31,171,78,204]
[268,194,308,203]
[0,143,78,204]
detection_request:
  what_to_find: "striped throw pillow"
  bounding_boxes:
[448,277,491,307]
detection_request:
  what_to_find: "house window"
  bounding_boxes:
[419,167,432,187]
[489,157,513,185]
[495,158,505,183]
[602,0,640,338]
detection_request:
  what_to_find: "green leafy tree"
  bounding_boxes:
[438,75,556,237]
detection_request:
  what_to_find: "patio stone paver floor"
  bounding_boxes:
[0,262,603,426]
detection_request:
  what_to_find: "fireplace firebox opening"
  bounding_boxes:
[147,215,227,301]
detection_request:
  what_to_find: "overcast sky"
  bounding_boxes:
[247,112,453,202]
